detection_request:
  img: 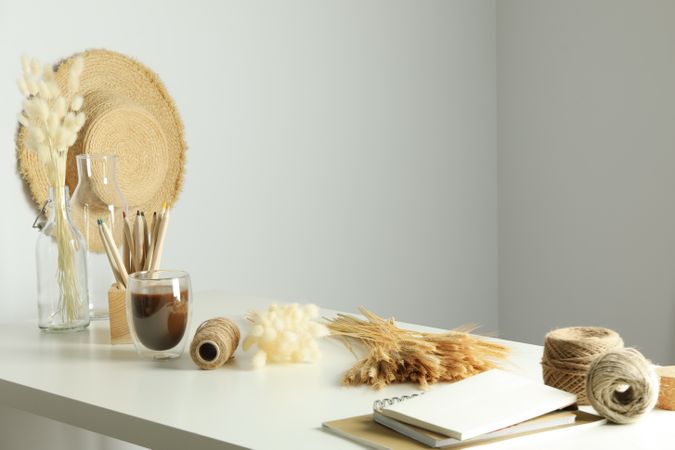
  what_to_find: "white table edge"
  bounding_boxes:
[1,373,247,449]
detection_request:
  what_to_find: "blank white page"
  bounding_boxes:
[380,369,577,441]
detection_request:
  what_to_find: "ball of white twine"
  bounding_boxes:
[586,348,659,424]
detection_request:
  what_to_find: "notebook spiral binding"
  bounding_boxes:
[373,392,425,411]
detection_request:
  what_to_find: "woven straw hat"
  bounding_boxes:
[17,49,186,249]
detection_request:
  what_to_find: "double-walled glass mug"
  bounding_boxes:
[126,270,192,360]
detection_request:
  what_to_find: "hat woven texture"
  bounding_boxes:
[17,49,186,251]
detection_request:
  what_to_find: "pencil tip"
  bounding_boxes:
[122,211,126,219]
[136,210,140,215]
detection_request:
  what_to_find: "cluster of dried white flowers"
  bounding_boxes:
[17,54,85,185]
[243,303,330,368]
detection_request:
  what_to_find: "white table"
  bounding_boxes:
[0,291,672,449]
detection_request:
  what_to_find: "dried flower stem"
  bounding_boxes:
[327,307,509,389]
[51,188,82,322]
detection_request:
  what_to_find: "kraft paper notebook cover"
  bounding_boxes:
[377,369,577,441]
[322,411,603,450]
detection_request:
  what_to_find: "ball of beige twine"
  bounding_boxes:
[190,318,241,370]
[586,348,659,424]
[542,327,624,404]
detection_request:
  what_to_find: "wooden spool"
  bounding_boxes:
[108,283,132,344]
[656,366,675,410]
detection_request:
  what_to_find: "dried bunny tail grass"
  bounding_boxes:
[327,307,509,389]
[71,95,83,111]
[17,77,30,97]
[15,54,87,323]
[68,56,84,93]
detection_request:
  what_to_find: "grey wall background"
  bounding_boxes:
[0,1,497,448]
[498,0,675,364]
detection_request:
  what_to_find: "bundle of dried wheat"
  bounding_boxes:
[327,308,509,389]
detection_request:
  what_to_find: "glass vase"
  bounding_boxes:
[36,187,90,332]
[71,154,128,319]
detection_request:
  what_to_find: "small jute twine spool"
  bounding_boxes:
[190,318,241,370]
[656,366,675,410]
[542,327,624,404]
[586,348,659,424]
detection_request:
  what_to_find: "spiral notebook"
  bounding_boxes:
[323,369,599,449]
[375,369,577,441]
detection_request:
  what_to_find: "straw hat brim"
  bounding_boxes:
[17,49,186,251]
